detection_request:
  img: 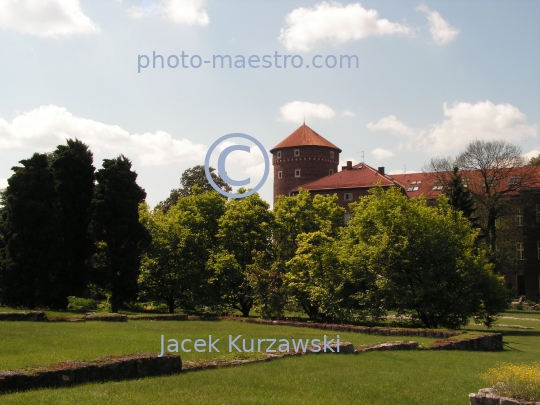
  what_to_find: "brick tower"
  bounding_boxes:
[270,124,341,203]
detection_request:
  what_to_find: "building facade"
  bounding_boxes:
[271,124,540,300]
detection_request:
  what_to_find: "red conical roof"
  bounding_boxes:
[270,124,341,152]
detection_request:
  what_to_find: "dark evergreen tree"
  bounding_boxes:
[91,155,151,313]
[444,166,479,226]
[159,165,231,212]
[50,139,95,297]
[0,154,65,308]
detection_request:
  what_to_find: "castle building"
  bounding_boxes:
[271,124,540,301]
[270,124,341,204]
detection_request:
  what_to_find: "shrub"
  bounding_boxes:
[482,362,540,401]
[67,296,98,311]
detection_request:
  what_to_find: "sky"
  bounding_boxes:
[0,0,538,207]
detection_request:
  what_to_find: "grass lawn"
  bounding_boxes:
[0,311,538,404]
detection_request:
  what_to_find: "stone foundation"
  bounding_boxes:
[469,388,540,405]
[128,314,188,321]
[0,353,181,394]
[0,311,47,321]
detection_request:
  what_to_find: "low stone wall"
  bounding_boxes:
[430,334,503,351]
[469,388,540,405]
[0,353,181,394]
[128,314,188,321]
[182,341,355,372]
[84,313,127,322]
[0,311,47,321]
[356,341,419,353]
[211,317,461,339]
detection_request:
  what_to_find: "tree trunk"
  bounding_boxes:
[240,298,252,317]
[167,298,175,314]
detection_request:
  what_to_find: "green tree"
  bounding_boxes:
[138,189,226,313]
[343,186,508,329]
[273,189,345,262]
[246,251,287,319]
[50,139,95,297]
[529,154,540,166]
[91,155,151,313]
[208,191,273,317]
[443,166,479,226]
[0,153,65,308]
[285,232,350,321]
[159,165,231,213]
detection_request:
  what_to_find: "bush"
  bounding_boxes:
[67,297,98,311]
[482,362,540,401]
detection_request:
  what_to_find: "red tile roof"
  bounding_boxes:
[294,165,540,198]
[270,124,342,152]
[292,163,397,191]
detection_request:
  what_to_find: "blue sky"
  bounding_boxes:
[0,0,538,206]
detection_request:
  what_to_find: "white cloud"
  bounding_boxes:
[158,0,209,25]
[416,4,459,45]
[0,0,100,38]
[524,149,540,160]
[278,101,336,124]
[371,147,394,160]
[0,105,206,166]
[127,5,154,19]
[341,110,355,117]
[128,0,209,26]
[425,101,538,152]
[366,115,416,137]
[279,1,412,52]
[366,101,538,154]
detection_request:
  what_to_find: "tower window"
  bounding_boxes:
[277,151,281,159]
[329,169,334,175]
[294,149,300,157]
[277,171,282,179]
[517,242,525,260]
[295,169,301,178]
[516,209,523,226]
[330,151,334,159]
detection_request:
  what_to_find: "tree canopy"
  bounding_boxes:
[91,155,151,313]
[341,186,508,328]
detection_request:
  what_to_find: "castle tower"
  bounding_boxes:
[270,124,341,203]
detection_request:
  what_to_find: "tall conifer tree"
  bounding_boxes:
[91,155,150,313]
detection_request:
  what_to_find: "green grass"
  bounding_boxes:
[0,320,438,371]
[0,311,538,404]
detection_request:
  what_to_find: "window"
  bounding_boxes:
[411,180,422,185]
[537,241,540,260]
[344,213,353,223]
[329,169,334,175]
[516,242,525,260]
[344,193,353,201]
[407,186,419,192]
[536,204,540,223]
[330,151,334,159]
[294,149,300,157]
[277,151,281,159]
[431,185,443,190]
[277,171,282,179]
[516,209,523,226]
[294,169,301,178]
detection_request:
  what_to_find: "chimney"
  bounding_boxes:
[378,167,385,175]
[342,161,353,170]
